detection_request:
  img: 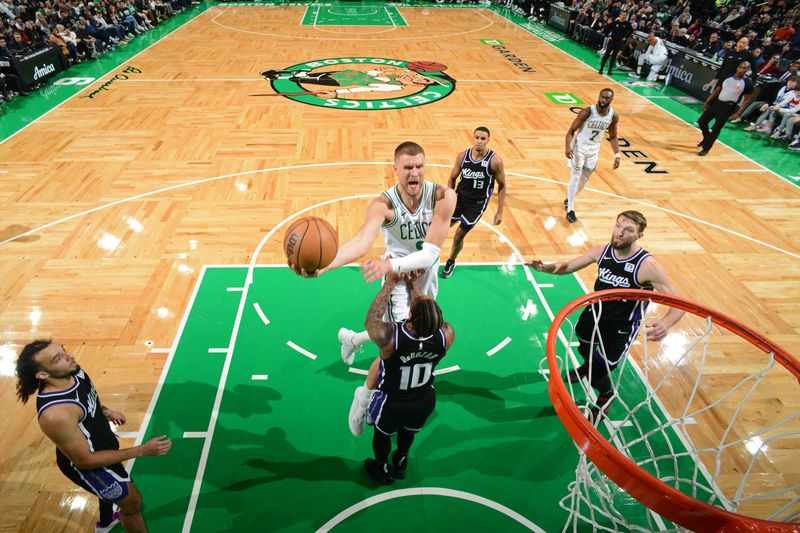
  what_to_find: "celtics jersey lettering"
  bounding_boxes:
[574,105,614,152]
[382,181,436,257]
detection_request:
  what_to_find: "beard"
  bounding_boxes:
[610,238,632,250]
[50,365,81,379]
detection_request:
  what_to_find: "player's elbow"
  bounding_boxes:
[70,453,94,470]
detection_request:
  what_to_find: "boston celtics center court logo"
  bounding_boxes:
[260,57,455,110]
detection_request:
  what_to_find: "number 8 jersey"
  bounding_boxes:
[377,320,447,400]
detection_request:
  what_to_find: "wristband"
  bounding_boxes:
[614,153,621,158]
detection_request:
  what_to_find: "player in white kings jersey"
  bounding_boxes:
[564,88,621,224]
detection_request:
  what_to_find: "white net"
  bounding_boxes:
[543,291,800,532]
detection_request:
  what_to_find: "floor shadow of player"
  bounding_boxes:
[434,370,556,423]
[222,427,368,490]
[314,357,386,387]
[138,422,369,528]
[142,425,375,531]
[138,379,284,444]
[414,421,574,484]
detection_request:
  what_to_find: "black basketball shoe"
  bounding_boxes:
[440,258,456,279]
[567,363,588,383]
[566,210,578,223]
[364,459,393,485]
[392,451,408,480]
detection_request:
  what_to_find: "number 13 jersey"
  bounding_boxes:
[455,148,496,204]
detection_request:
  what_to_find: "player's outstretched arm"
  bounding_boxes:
[526,245,603,275]
[318,196,390,276]
[492,155,506,225]
[39,405,171,470]
[639,257,684,341]
[365,274,397,349]
[361,186,457,283]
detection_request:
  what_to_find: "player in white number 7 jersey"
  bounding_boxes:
[564,88,621,224]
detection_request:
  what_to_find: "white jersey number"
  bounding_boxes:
[399,362,433,390]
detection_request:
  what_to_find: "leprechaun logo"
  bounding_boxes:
[259,57,456,110]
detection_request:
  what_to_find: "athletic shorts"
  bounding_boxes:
[57,454,131,503]
[451,196,489,230]
[383,262,439,322]
[567,148,599,172]
[574,307,640,370]
[368,387,436,436]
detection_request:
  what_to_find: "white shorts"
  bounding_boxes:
[384,262,439,322]
[568,149,599,172]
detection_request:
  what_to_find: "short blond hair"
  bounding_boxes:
[618,210,647,232]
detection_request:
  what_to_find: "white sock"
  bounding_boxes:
[359,385,374,404]
[567,167,582,211]
[578,169,592,194]
[352,331,370,349]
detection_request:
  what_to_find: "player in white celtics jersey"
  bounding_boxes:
[564,88,621,224]
[296,141,456,436]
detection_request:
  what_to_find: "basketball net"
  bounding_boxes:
[542,289,800,533]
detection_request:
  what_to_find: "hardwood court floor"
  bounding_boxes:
[0,3,797,530]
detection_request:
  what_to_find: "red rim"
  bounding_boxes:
[546,289,800,533]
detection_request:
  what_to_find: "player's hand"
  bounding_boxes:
[729,113,740,122]
[493,211,503,225]
[402,268,425,283]
[288,260,322,278]
[565,147,573,160]
[140,435,172,457]
[386,272,403,285]
[361,258,392,283]
[613,157,620,169]
[526,259,549,273]
[105,410,126,426]
[645,320,669,342]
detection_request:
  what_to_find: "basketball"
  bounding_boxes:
[283,217,338,274]
[406,61,447,72]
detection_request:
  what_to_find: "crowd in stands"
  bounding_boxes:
[0,0,198,106]
[553,0,800,152]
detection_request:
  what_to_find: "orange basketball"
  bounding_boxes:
[283,217,338,275]
[406,61,447,72]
